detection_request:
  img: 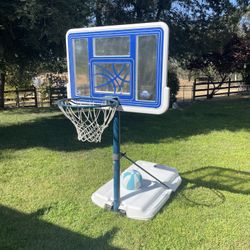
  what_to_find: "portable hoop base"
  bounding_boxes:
[58,97,182,219]
[91,160,182,220]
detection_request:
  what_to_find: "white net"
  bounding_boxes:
[58,98,118,143]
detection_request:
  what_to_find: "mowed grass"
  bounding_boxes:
[0,98,250,249]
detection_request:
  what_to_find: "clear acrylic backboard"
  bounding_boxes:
[66,22,170,114]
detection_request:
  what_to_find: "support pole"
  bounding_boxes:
[113,111,120,212]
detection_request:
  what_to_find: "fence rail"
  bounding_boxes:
[4,87,38,108]
[2,86,67,108]
[193,78,249,100]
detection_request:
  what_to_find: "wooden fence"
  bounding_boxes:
[177,85,193,101]
[48,86,67,106]
[193,78,249,100]
[2,86,67,108]
[4,86,38,108]
[2,80,249,108]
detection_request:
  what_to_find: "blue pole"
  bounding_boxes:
[113,111,120,212]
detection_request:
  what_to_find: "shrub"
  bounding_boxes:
[168,69,180,104]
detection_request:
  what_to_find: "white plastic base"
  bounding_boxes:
[91,160,182,220]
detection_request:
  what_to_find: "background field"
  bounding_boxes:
[0,98,250,249]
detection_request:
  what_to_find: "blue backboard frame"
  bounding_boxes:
[66,22,170,114]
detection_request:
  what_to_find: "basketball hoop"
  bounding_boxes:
[55,22,182,219]
[57,97,119,143]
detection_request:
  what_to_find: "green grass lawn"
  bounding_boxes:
[0,98,250,249]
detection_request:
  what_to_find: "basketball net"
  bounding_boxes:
[58,98,118,143]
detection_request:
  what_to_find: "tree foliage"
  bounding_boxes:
[0,0,90,85]
[187,35,250,82]
[89,1,249,59]
[187,33,250,98]
[0,0,249,103]
[89,0,249,100]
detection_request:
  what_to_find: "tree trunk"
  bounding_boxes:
[134,1,143,22]
[0,73,5,108]
[208,75,227,99]
[95,1,103,26]
[156,0,164,20]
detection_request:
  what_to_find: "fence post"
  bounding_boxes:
[192,79,196,101]
[49,87,52,106]
[207,80,210,99]
[0,73,5,108]
[34,86,38,107]
[228,78,231,96]
[16,88,20,107]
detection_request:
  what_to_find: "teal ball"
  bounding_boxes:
[122,169,143,190]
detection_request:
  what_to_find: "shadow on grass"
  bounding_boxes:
[0,98,250,152]
[182,166,250,195]
[0,205,119,249]
[178,180,226,207]
[177,166,250,207]
[137,165,250,217]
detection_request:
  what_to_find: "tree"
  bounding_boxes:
[1,0,249,107]
[89,1,249,59]
[187,34,250,98]
[0,0,90,107]
[89,0,249,100]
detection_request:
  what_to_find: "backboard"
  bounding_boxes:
[66,22,169,114]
